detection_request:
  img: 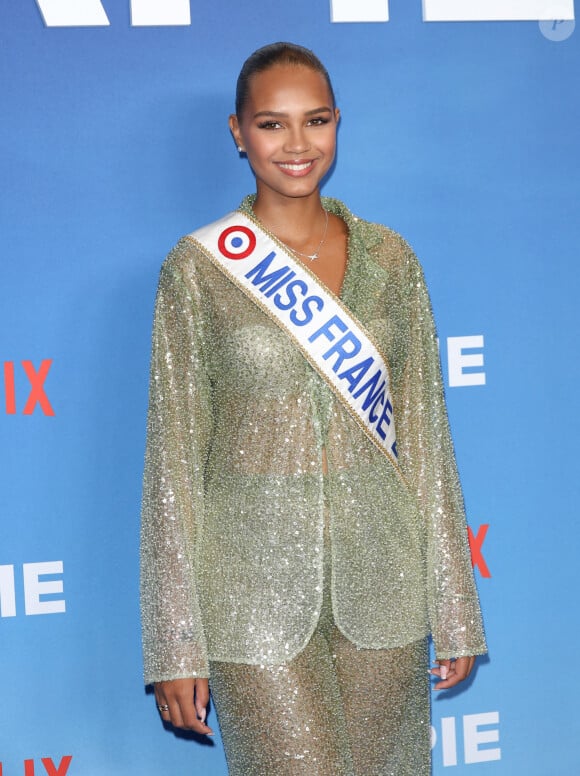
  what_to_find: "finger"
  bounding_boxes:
[171,684,214,735]
[167,696,186,729]
[449,656,474,681]
[194,680,210,725]
[154,680,214,734]
[156,682,189,729]
[154,687,171,721]
[429,659,451,681]
[175,696,214,735]
[433,666,457,690]
[434,656,476,690]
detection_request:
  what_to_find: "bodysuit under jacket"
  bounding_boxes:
[140,196,487,683]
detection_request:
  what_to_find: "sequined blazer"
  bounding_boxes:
[140,196,487,683]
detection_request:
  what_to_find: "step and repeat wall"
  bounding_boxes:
[1,2,579,774]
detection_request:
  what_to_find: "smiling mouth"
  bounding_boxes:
[276,160,315,176]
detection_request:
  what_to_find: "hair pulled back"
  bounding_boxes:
[235,42,336,117]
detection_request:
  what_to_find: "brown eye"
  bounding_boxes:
[257,121,282,130]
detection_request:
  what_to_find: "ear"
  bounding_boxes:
[229,114,244,152]
[334,107,341,125]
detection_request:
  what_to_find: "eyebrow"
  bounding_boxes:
[253,106,333,119]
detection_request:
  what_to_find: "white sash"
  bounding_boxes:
[189,211,402,478]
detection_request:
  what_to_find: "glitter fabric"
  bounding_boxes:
[209,503,431,775]
[140,196,487,687]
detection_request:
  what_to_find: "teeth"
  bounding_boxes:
[279,162,312,171]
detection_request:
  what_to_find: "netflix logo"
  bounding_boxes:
[0,758,72,776]
[2,360,55,416]
[468,524,491,579]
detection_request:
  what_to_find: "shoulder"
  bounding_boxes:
[161,234,202,276]
[158,229,223,295]
[161,204,250,278]
[324,197,423,279]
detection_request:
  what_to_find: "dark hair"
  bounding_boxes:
[235,42,336,116]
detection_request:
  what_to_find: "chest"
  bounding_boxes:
[198,255,409,394]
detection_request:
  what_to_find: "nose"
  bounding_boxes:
[283,125,310,154]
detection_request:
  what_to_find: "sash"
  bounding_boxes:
[189,211,403,479]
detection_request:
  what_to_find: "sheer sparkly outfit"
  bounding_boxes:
[140,196,487,774]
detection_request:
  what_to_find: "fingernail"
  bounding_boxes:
[199,708,206,724]
[440,666,448,680]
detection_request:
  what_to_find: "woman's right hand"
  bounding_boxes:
[154,677,214,735]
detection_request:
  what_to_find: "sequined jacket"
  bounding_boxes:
[140,196,487,683]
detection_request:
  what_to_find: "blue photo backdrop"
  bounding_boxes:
[1,2,579,774]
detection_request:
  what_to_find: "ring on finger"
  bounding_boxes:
[158,704,170,712]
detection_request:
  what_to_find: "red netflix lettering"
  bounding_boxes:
[3,361,16,413]
[2,360,55,416]
[42,757,72,776]
[468,524,491,578]
[22,360,55,416]
[0,757,72,775]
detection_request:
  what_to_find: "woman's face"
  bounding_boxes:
[230,64,340,202]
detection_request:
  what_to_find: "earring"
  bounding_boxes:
[237,146,244,153]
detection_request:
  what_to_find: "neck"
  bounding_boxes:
[252,190,326,245]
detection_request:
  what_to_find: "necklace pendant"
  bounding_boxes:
[277,209,328,263]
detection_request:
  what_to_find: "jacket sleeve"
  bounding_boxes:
[396,244,487,660]
[140,250,212,684]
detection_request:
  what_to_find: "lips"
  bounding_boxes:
[276,160,315,177]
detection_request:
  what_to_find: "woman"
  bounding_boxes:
[141,42,486,775]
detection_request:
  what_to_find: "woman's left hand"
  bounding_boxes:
[431,656,476,690]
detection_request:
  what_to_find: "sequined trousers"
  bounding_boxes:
[209,492,431,776]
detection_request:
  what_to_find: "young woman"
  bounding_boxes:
[141,42,486,775]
